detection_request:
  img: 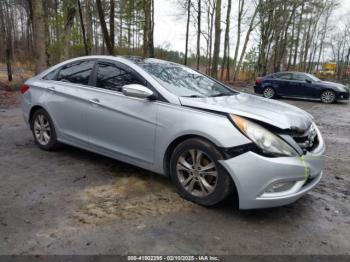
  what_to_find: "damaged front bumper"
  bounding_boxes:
[219,125,325,209]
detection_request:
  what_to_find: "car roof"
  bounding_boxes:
[271,71,308,75]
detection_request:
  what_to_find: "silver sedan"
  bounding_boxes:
[20,56,325,209]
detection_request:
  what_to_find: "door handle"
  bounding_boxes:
[89,98,100,104]
[48,86,56,92]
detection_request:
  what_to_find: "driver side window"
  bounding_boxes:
[292,73,309,82]
[95,62,144,92]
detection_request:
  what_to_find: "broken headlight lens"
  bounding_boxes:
[231,115,298,157]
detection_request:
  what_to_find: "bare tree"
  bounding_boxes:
[211,0,221,78]
[96,0,114,55]
[84,0,93,54]
[196,0,201,70]
[184,0,191,65]
[232,0,245,78]
[221,0,232,80]
[234,0,259,80]
[143,0,154,57]
[61,0,77,59]
[31,0,47,73]
[0,1,13,81]
[110,0,115,50]
[78,0,89,55]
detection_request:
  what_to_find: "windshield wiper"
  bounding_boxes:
[182,95,204,98]
[209,93,229,97]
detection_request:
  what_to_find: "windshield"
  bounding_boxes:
[136,61,235,97]
[306,73,321,82]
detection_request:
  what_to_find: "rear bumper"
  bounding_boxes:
[254,85,262,94]
[219,126,325,209]
[20,95,30,127]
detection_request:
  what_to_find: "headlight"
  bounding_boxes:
[231,115,298,157]
[338,85,349,92]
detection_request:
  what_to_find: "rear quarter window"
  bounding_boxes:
[42,69,58,80]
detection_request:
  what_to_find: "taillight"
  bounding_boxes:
[20,84,29,94]
[255,77,263,85]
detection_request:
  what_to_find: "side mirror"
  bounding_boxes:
[122,84,156,100]
[305,79,312,83]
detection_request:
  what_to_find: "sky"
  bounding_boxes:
[153,0,350,56]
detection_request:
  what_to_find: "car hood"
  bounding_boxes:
[179,93,314,131]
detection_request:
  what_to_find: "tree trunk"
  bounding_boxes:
[6,48,12,82]
[84,0,93,54]
[119,4,123,47]
[293,2,304,68]
[287,6,296,70]
[184,0,191,65]
[210,0,221,78]
[1,0,13,81]
[78,0,89,55]
[110,0,115,50]
[277,3,296,71]
[196,0,201,70]
[96,0,114,55]
[221,0,231,81]
[232,0,244,79]
[234,1,259,80]
[143,0,154,57]
[31,0,47,73]
[150,0,154,57]
[208,0,215,72]
[61,2,77,60]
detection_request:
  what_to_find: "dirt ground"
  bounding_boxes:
[0,85,349,255]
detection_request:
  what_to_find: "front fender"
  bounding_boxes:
[153,103,251,174]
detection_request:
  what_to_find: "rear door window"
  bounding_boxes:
[56,60,95,85]
[276,73,292,80]
[95,62,143,92]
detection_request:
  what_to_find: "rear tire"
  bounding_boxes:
[262,87,276,99]
[321,90,336,104]
[169,138,234,206]
[30,109,59,151]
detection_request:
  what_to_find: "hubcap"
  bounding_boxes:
[321,91,335,103]
[34,114,51,145]
[176,149,218,197]
[263,88,274,98]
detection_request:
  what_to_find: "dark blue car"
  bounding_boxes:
[254,72,350,103]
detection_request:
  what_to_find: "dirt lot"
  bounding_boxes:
[0,85,349,255]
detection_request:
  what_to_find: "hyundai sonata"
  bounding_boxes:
[20,56,325,209]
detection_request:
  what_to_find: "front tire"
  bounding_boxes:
[169,138,233,206]
[321,90,336,104]
[30,109,59,150]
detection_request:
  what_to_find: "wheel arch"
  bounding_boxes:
[321,87,337,94]
[163,134,211,177]
[29,105,47,128]
[263,85,277,95]
[163,134,239,207]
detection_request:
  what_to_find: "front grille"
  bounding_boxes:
[292,124,318,153]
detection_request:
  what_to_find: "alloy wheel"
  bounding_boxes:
[263,87,275,98]
[176,149,218,197]
[321,90,336,103]
[33,114,51,145]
